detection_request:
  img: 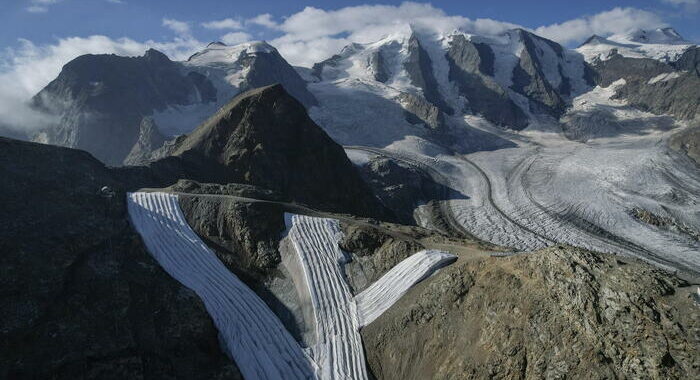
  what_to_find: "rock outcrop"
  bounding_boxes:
[669,125,700,165]
[397,92,445,131]
[32,49,217,165]
[592,52,700,120]
[404,33,453,114]
[159,84,390,219]
[510,29,567,117]
[446,34,529,129]
[123,117,167,165]
[0,137,240,379]
[362,246,700,379]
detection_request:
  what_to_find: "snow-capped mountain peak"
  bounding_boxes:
[577,28,694,63]
[615,27,688,45]
[186,40,277,66]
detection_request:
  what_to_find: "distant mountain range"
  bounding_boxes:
[20,26,698,166]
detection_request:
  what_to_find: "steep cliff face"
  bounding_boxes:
[510,29,568,117]
[446,34,528,129]
[403,33,453,115]
[591,52,700,120]
[32,49,217,165]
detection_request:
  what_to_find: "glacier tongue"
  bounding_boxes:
[127,192,316,380]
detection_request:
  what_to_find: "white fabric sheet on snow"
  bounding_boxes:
[127,192,315,380]
[354,249,457,327]
[286,214,457,379]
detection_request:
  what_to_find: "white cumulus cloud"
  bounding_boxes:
[162,18,191,37]
[535,7,667,45]
[202,18,244,30]
[246,13,279,29]
[220,32,253,45]
[267,2,518,66]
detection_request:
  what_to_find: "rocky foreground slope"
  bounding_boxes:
[363,246,700,379]
[2,127,700,379]
[0,137,242,379]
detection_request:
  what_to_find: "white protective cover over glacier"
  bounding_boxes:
[285,213,456,379]
[354,249,457,327]
[126,192,316,380]
[127,193,456,380]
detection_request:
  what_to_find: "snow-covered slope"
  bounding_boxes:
[127,192,316,379]
[577,28,694,63]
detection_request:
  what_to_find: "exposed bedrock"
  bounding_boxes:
[32,49,217,165]
[446,34,529,129]
[339,222,425,293]
[510,29,567,117]
[355,155,453,226]
[592,53,700,120]
[404,33,454,115]
[362,245,700,379]
[0,137,240,379]
[397,92,446,131]
[123,117,167,165]
[156,84,392,220]
[669,125,700,165]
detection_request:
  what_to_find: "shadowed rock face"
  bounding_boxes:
[510,29,566,117]
[123,117,166,165]
[32,49,217,165]
[592,52,700,120]
[369,50,391,83]
[670,125,700,165]
[0,137,241,379]
[404,34,454,115]
[362,245,700,379]
[234,46,318,108]
[160,84,391,219]
[397,92,445,131]
[446,34,529,129]
[674,46,700,75]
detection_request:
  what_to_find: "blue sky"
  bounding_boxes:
[3,0,699,49]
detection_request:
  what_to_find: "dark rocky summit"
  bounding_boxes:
[0,137,240,379]
[158,84,390,219]
[32,49,217,165]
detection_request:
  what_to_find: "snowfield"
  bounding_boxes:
[127,192,316,380]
